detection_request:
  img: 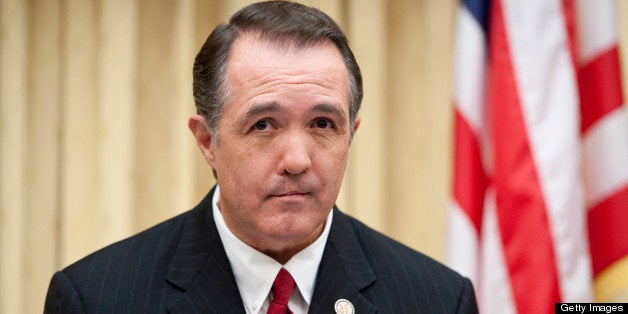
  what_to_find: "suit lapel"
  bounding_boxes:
[166,187,245,313]
[310,208,378,313]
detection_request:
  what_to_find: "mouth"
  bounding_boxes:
[270,191,310,199]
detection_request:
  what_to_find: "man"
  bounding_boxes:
[45,1,478,313]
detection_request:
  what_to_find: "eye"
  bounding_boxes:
[252,119,273,131]
[313,118,334,129]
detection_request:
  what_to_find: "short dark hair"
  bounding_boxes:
[192,0,363,141]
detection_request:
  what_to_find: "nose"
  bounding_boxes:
[278,132,312,175]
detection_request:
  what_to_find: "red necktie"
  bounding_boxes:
[267,268,296,314]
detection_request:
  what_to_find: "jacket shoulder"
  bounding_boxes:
[50,207,197,312]
[338,211,478,313]
[341,212,453,273]
[64,207,193,273]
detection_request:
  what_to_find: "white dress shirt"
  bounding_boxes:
[212,186,333,314]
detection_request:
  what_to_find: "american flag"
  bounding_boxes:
[447,0,628,313]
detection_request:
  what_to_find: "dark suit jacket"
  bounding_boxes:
[45,187,478,313]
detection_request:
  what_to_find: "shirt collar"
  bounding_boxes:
[212,185,333,312]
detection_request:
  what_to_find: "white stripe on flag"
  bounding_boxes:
[447,200,479,284]
[480,189,516,314]
[454,6,486,132]
[583,108,628,208]
[575,0,618,65]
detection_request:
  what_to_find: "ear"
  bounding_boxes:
[188,114,216,168]
[352,116,361,134]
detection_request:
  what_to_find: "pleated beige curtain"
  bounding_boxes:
[1,0,627,312]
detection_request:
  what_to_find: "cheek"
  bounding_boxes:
[315,144,350,179]
[219,144,274,183]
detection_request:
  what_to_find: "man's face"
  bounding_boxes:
[194,35,359,256]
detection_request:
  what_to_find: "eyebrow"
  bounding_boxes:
[246,102,286,117]
[245,102,347,119]
[311,103,347,119]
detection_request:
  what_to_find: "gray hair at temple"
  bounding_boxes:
[192,0,363,142]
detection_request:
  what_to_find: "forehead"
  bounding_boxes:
[225,33,349,98]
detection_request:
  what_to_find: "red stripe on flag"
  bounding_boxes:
[489,1,562,312]
[453,108,486,233]
[588,185,628,275]
[578,46,624,134]
[561,0,578,69]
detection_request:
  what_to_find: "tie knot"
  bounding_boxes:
[271,268,296,306]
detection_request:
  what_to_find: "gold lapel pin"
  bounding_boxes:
[334,298,355,314]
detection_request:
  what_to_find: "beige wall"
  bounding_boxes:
[0,0,627,312]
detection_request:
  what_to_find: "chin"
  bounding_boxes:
[263,219,322,242]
